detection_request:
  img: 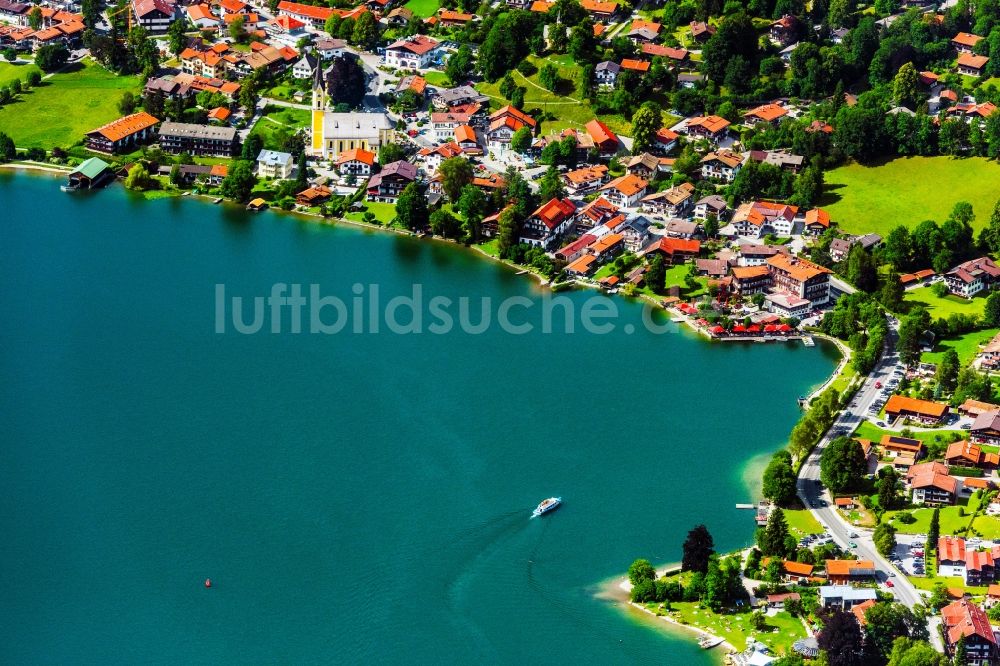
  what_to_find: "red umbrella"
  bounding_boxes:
[711,325,724,334]
[764,324,777,333]
[747,324,761,333]
[733,324,746,333]
[696,318,709,326]
[778,323,793,332]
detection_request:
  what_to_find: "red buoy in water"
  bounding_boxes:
[204,578,212,588]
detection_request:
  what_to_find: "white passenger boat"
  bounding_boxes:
[532,497,561,518]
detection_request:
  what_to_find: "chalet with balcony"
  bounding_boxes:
[941,600,998,665]
[521,197,576,248]
[366,160,417,202]
[700,149,743,182]
[946,256,1000,298]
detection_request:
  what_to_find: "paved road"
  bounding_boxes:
[796,317,925,611]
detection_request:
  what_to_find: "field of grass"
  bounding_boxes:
[248,106,311,151]
[403,0,440,17]
[661,602,805,655]
[907,285,987,319]
[0,62,41,89]
[784,509,823,536]
[852,421,963,447]
[0,59,142,149]
[822,157,1000,235]
[476,55,637,137]
[345,201,397,225]
[922,328,999,366]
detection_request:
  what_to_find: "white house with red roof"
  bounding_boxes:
[521,198,577,248]
[946,256,1000,298]
[384,35,440,69]
[131,0,175,33]
[485,106,537,147]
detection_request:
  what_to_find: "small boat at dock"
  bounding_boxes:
[213,197,223,204]
[698,636,724,649]
[532,497,561,518]
[802,336,815,347]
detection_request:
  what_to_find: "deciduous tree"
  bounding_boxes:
[438,157,474,201]
[395,182,428,230]
[820,436,866,493]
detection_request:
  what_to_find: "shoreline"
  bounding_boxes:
[0,161,73,175]
[596,570,736,660]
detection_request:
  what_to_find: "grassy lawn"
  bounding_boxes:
[906,575,986,594]
[661,602,805,655]
[0,59,142,149]
[476,54,639,137]
[885,502,973,535]
[907,285,986,319]
[784,509,823,536]
[822,157,1000,235]
[0,62,41,89]
[476,239,500,257]
[853,421,963,447]
[922,328,999,366]
[422,70,449,87]
[248,106,311,151]
[345,201,397,225]
[403,0,440,17]
[830,362,860,397]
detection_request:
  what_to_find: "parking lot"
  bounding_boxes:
[891,534,928,577]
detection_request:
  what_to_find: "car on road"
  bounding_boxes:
[885,580,894,587]
[876,421,885,427]
[875,381,882,388]
[849,541,858,548]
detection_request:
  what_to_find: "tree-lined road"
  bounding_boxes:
[796,319,925,611]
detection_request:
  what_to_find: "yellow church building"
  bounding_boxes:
[310,67,394,159]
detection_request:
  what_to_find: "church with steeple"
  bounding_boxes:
[310,65,394,160]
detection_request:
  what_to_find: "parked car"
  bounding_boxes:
[885,580,894,587]
[875,381,882,388]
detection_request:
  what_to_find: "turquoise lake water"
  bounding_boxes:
[0,172,838,664]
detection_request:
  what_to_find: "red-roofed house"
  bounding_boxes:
[276,0,333,27]
[743,102,788,126]
[952,32,984,53]
[522,198,577,248]
[643,238,701,265]
[599,174,647,207]
[684,115,730,141]
[911,471,958,506]
[958,52,990,76]
[131,0,175,33]
[335,147,376,176]
[486,106,537,147]
[941,599,997,664]
[947,256,1000,298]
[385,35,439,69]
[584,119,619,153]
